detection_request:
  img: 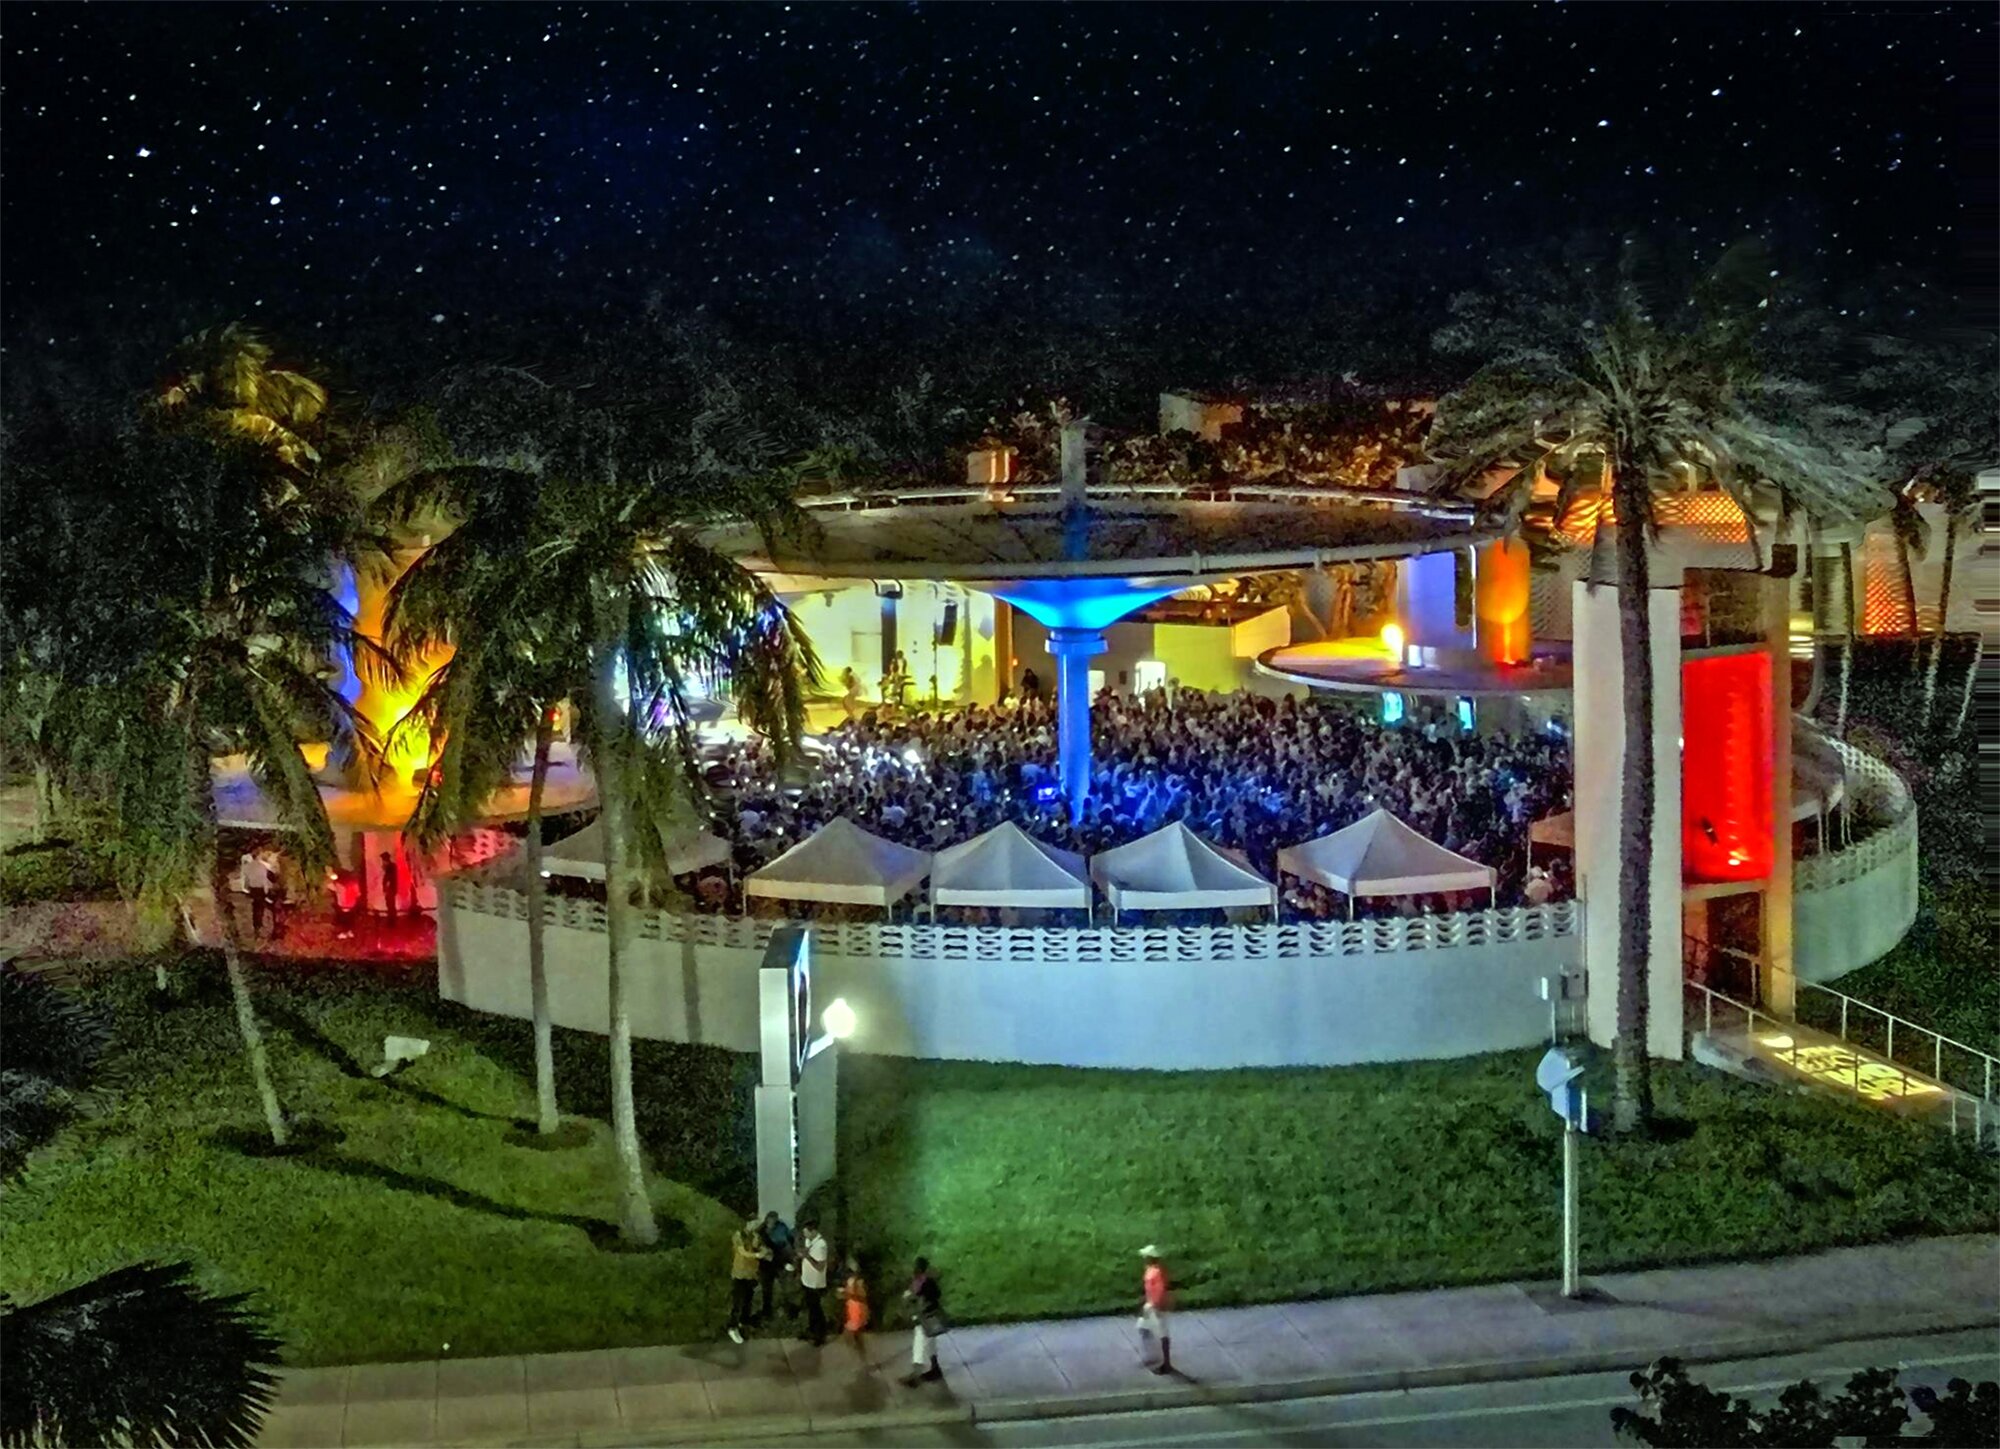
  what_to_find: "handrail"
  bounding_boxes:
[794,479,1479,522]
[1799,979,1998,1105]
[1687,979,1996,1149]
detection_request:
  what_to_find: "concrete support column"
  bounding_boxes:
[1762,574,1797,1018]
[1047,627,1108,811]
[1573,580,1685,1060]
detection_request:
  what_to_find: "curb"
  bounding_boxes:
[563,1403,972,1447]
[969,1308,2000,1426]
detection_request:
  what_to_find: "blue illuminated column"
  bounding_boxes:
[979,576,1187,810]
[1047,627,1108,812]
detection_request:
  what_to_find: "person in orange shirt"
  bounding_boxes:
[840,1254,870,1365]
[1139,1245,1173,1375]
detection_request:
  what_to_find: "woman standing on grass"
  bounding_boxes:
[841,1254,870,1365]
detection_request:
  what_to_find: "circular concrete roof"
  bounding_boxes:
[714,495,1495,583]
[1258,639,1575,698]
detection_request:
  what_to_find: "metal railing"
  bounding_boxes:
[793,478,1480,523]
[1687,979,1997,1150]
[1797,979,1999,1109]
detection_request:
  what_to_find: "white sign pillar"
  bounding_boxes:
[1572,580,1685,1060]
[754,926,841,1221]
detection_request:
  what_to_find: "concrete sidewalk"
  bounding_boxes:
[257,1234,2000,1448]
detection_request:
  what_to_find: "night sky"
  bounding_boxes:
[3,3,1994,345]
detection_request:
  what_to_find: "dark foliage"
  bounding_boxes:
[0,1261,283,1449]
[0,964,115,1177]
[1611,1356,2000,1447]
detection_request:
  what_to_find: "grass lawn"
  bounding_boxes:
[830,1050,2000,1325]
[0,957,760,1367]
[4,955,1993,1368]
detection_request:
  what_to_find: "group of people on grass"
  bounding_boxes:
[708,687,1572,918]
[726,1211,1177,1381]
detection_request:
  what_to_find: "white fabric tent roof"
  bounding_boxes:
[1278,808,1496,898]
[1089,822,1276,915]
[543,818,734,881]
[746,817,931,907]
[931,822,1090,910]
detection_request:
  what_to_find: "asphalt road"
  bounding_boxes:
[764,1328,2000,1449]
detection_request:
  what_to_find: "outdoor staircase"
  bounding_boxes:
[1688,982,1999,1151]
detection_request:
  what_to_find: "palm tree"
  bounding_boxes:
[1920,470,1977,726]
[1,1260,283,1449]
[153,322,330,472]
[0,963,116,1178]
[398,369,819,1242]
[1428,270,1883,1132]
[1887,489,1929,662]
[1836,533,1859,737]
[378,465,577,1139]
[538,473,818,1245]
[33,427,376,1149]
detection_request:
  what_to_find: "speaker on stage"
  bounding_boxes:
[935,601,958,647]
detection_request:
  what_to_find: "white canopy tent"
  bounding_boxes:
[1089,822,1278,922]
[542,817,735,882]
[745,816,931,910]
[1278,808,1496,917]
[930,822,1091,917]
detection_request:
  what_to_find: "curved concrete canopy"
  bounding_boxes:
[1258,638,1575,699]
[711,500,1495,584]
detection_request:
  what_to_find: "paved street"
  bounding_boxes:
[257,1235,1999,1447]
[768,1329,2000,1446]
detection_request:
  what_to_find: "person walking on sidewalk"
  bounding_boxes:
[757,1210,793,1323]
[840,1254,870,1366]
[797,1217,831,1344]
[1138,1245,1174,1375]
[726,1219,768,1344]
[902,1256,946,1386]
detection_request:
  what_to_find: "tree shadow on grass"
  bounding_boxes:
[210,1133,692,1253]
[261,1001,533,1131]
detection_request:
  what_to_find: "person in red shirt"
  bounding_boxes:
[1139,1245,1173,1375]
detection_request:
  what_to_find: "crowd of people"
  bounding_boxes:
[706,686,1573,919]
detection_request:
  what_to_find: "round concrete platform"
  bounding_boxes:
[711,495,1494,583]
[1258,638,1575,698]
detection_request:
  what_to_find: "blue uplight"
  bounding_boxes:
[986,576,1185,631]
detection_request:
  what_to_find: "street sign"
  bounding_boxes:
[1536,1046,1588,1298]
[1537,1046,1588,1132]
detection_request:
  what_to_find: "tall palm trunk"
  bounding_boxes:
[1611,470,1655,1134]
[594,590,658,1246]
[1921,516,1958,728]
[1893,531,1920,668]
[1953,634,1981,739]
[523,708,560,1135]
[209,848,288,1147]
[188,710,287,1146]
[1835,540,1857,737]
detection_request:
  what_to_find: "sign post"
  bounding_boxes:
[1536,1046,1588,1298]
[755,926,856,1221]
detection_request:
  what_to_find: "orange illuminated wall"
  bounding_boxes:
[1681,651,1774,882]
[1474,538,1532,664]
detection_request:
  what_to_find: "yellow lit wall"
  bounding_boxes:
[778,579,998,704]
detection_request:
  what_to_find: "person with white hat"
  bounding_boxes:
[1138,1245,1173,1375]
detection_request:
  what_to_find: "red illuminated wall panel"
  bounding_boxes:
[1681,651,1774,883]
